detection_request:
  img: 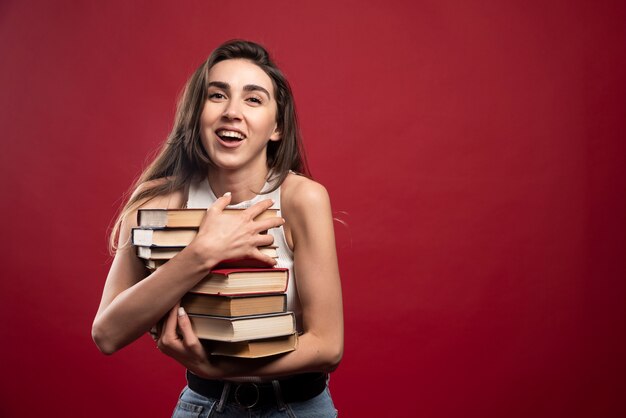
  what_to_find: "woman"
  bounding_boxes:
[92,39,343,417]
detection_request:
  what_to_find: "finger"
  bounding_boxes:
[251,248,278,266]
[162,303,181,339]
[252,233,275,248]
[176,306,201,349]
[157,305,181,352]
[254,216,285,232]
[209,192,232,212]
[244,198,276,219]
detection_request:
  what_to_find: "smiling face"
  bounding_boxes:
[199,58,281,174]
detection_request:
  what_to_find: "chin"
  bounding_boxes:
[210,158,246,171]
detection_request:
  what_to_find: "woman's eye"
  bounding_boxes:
[247,97,262,104]
[209,93,225,99]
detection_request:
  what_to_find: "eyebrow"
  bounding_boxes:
[208,81,271,100]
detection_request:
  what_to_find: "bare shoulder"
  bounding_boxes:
[281,173,331,217]
[132,177,187,210]
[119,178,186,232]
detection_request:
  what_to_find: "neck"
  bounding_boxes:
[207,166,270,205]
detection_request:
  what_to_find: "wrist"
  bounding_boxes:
[180,241,220,274]
[191,357,224,380]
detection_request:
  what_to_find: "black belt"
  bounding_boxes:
[186,370,327,409]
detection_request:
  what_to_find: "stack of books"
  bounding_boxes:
[133,208,298,358]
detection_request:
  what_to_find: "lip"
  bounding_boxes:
[214,131,245,149]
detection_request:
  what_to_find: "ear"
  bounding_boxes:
[269,124,281,142]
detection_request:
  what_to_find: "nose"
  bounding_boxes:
[222,99,242,120]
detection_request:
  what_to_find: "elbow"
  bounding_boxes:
[321,344,343,373]
[91,318,120,355]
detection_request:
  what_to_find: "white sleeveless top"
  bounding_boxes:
[187,178,303,332]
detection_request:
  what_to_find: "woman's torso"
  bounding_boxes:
[186,177,303,331]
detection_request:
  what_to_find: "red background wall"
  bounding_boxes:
[1,1,624,417]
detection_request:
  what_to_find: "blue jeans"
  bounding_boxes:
[171,384,338,418]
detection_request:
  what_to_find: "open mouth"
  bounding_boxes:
[216,129,246,144]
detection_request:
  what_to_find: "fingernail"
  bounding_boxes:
[178,307,186,317]
[269,199,275,205]
[223,192,231,197]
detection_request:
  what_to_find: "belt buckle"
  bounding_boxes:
[234,383,260,409]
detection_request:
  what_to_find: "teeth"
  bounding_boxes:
[217,130,245,140]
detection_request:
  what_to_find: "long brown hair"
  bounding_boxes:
[109,39,309,251]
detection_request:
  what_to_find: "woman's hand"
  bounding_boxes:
[157,304,221,379]
[184,193,285,270]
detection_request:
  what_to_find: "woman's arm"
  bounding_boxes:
[161,176,344,378]
[92,187,283,355]
[275,177,344,372]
